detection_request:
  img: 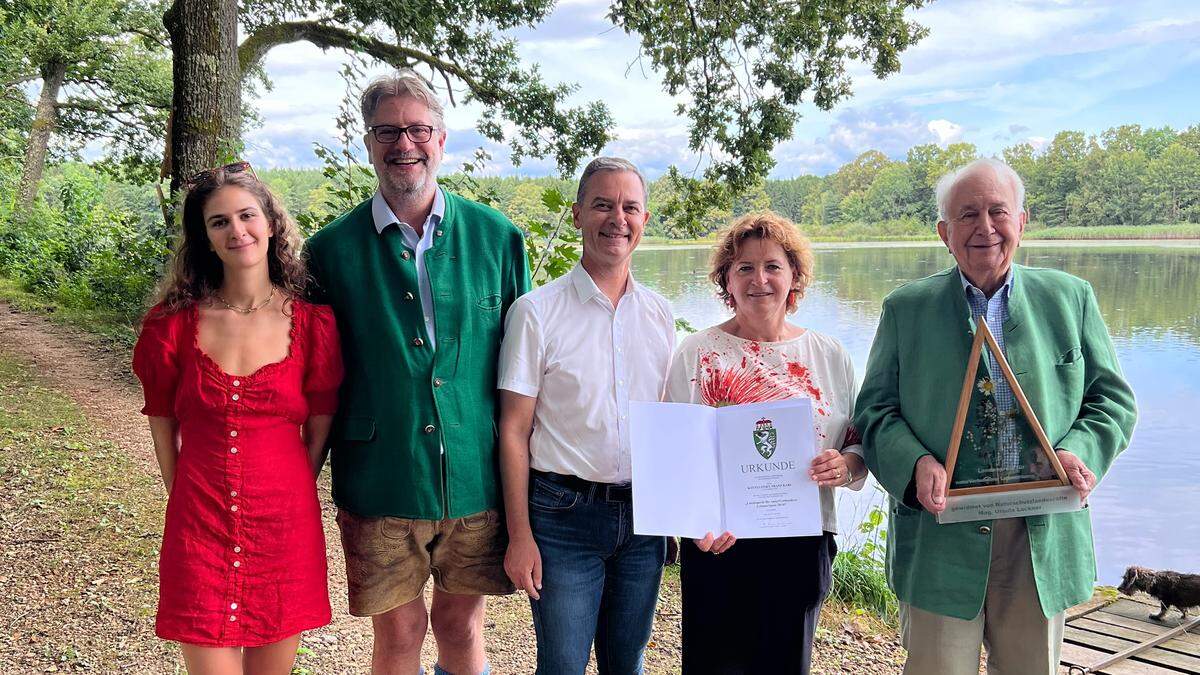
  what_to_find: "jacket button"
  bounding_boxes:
[424,424,436,434]
[412,337,424,347]
[404,292,415,301]
[979,526,991,535]
[433,378,443,388]
[401,251,411,260]
[435,229,443,237]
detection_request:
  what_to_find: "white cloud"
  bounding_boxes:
[227,0,1200,178]
[838,1,1200,113]
[825,107,936,158]
[928,119,964,146]
[769,105,941,176]
[770,141,840,178]
[602,123,698,178]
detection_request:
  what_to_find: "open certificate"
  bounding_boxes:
[629,399,822,539]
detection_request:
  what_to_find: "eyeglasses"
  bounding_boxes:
[184,161,257,188]
[367,124,438,144]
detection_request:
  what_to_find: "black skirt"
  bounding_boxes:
[680,532,836,675]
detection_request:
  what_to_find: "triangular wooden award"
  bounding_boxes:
[943,318,1070,497]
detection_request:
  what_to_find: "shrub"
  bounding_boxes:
[831,505,898,623]
[0,170,168,323]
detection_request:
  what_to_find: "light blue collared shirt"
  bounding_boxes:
[958,266,1020,471]
[371,188,445,349]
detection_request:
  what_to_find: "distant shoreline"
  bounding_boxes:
[640,238,1200,251]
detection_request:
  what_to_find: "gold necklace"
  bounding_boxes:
[215,286,275,314]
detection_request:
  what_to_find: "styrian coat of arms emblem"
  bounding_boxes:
[753,417,777,459]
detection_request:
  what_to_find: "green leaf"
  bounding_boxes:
[540,187,569,212]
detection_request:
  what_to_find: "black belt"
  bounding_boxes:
[531,469,633,503]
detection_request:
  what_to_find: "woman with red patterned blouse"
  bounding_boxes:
[665,211,866,674]
[132,164,342,674]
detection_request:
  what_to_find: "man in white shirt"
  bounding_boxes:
[497,157,676,673]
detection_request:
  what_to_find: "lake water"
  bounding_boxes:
[631,241,1200,586]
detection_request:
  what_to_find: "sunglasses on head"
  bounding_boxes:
[184,161,257,188]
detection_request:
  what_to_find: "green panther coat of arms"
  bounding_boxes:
[753,417,777,459]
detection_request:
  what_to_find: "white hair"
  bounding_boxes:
[935,157,1025,221]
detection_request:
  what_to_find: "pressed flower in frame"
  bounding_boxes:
[976,377,996,396]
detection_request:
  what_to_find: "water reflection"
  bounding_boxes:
[633,244,1200,585]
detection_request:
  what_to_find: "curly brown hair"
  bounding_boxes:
[709,211,815,314]
[156,168,307,314]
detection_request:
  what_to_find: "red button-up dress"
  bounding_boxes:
[132,299,342,647]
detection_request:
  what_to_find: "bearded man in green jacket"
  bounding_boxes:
[306,71,529,675]
[855,158,1136,675]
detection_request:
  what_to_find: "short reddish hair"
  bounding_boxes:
[709,211,814,313]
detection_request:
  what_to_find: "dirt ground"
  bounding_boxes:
[0,301,907,674]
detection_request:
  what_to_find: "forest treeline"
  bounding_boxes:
[17,120,1197,239]
[3,0,1197,329]
[1,119,1198,331]
[716,122,1200,238]
[303,122,1198,239]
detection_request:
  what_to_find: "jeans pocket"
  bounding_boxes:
[529,477,580,511]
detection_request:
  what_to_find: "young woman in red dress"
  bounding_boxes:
[132,163,342,674]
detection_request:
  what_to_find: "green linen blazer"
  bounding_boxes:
[854,264,1136,620]
[305,191,531,519]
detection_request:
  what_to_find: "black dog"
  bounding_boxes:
[1118,565,1200,621]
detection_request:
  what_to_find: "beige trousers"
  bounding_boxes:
[900,518,1066,675]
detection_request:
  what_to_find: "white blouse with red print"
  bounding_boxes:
[666,325,865,534]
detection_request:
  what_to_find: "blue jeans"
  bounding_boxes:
[527,472,667,674]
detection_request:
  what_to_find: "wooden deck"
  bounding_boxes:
[1060,597,1200,674]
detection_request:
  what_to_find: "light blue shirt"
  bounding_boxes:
[958,266,1020,472]
[371,187,445,349]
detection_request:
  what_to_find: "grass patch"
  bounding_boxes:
[807,234,936,243]
[0,355,160,557]
[1024,223,1200,240]
[0,350,174,670]
[831,505,898,625]
[646,223,1200,245]
[832,549,898,625]
[0,275,138,347]
[1097,585,1120,603]
[643,229,940,246]
[642,234,723,246]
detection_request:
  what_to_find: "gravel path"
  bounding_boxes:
[0,301,911,674]
[0,302,680,673]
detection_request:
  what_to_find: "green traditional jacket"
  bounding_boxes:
[855,264,1137,620]
[305,191,531,519]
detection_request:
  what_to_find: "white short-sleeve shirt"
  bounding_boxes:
[498,264,676,483]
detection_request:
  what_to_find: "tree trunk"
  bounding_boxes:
[164,0,241,192]
[14,61,67,214]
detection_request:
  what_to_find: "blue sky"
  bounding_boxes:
[243,0,1200,178]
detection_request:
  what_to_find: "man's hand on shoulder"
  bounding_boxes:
[1055,449,1097,504]
[915,454,948,514]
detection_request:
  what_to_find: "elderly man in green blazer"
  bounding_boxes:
[855,158,1136,675]
[306,71,529,675]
